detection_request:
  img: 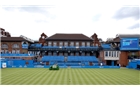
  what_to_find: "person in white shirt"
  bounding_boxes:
[100,63,103,66]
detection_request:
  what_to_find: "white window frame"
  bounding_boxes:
[1,50,4,53]
[12,50,16,54]
[86,42,90,46]
[12,44,19,48]
[109,51,111,57]
[59,42,63,46]
[76,42,79,47]
[4,50,8,53]
[70,52,74,56]
[114,51,116,57]
[96,44,98,46]
[2,44,8,48]
[16,50,20,54]
[112,51,114,57]
[105,51,108,57]
[82,42,85,46]
[75,52,79,56]
[70,42,74,46]
[116,51,118,57]
[48,42,52,46]
[53,42,57,46]
[82,52,85,56]
[64,42,68,46]
[53,52,57,56]
[48,51,52,56]
[59,52,63,56]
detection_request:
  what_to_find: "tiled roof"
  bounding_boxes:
[1,37,33,43]
[46,33,93,41]
[118,34,140,38]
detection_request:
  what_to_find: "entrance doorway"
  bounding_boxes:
[106,60,111,66]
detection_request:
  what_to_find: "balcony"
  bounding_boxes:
[28,46,99,51]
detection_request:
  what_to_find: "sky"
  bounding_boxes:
[0,0,140,41]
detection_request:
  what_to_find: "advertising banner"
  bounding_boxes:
[120,38,139,50]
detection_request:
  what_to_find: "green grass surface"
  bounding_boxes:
[0,68,140,85]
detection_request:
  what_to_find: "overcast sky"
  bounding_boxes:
[0,0,140,41]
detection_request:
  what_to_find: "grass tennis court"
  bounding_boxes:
[0,68,140,85]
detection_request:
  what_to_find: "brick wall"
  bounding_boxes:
[99,51,106,64]
[1,42,27,53]
[119,51,129,66]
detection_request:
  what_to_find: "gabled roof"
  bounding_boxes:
[46,33,93,41]
[1,37,33,43]
[113,37,120,42]
[117,34,140,38]
[107,34,140,43]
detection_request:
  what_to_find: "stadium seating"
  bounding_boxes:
[67,56,98,62]
[42,56,64,61]
[127,59,140,69]
[101,44,111,49]
[1,53,34,57]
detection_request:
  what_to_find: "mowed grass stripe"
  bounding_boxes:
[72,69,79,85]
[95,69,118,85]
[85,69,102,85]
[56,68,65,85]
[40,69,55,85]
[111,69,138,84]
[1,68,24,78]
[2,69,37,84]
[31,69,50,85]
[49,70,61,84]
[63,68,69,85]
[1,69,35,85]
[14,69,42,85]
[1,68,140,85]
[90,69,108,85]
[54,68,65,85]
[26,69,49,85]
[94,69,121,85]
[74,69,82,85]
[24,69,43,84]
[10,68,42,85]
[119,69,139,84]
[103,69,123,85]
[16,68,44,85]
[79,69,91,85]
[71,68,76,85]
[1,68,25,81]
[78,69,89,85]
[39,69,56,85]
[99,70,117,85]
[91,69,117,85]
[69,68,74,84]
[35,69,51,85]
[90,69,106,85]
[45,69,60,85]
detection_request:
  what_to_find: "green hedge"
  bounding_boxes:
[49,65,59,70]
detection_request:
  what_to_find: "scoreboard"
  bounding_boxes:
[120,38,139,50]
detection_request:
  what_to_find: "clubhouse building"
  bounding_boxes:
[1,27,140,68]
